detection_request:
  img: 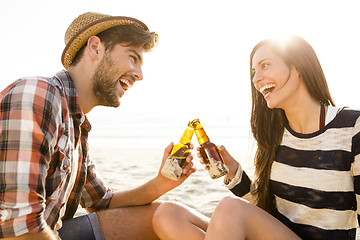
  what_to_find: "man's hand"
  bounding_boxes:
[156,142,197,191]
[109,143,198,208]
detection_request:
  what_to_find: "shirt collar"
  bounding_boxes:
[54,70,83,117]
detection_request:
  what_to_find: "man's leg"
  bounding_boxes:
[96,201,162,240]
[58,212,105,240]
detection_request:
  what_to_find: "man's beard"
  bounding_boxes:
[91,54,121,108]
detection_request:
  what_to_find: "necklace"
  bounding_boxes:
[319,104,325,129]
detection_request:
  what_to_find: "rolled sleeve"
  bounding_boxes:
[224,165,252,197]
[80,159,114,211]
[228,171,252,197]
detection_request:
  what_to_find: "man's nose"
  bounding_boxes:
[134,66,143,81]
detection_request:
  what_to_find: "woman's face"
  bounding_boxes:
[251,45,303,110]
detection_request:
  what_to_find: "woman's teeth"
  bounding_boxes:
[260,84,275,95]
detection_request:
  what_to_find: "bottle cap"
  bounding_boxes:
[191,119,210,145]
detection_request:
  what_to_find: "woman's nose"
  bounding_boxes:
[252,71,262,85]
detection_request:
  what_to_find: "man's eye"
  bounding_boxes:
[130,56,137,62]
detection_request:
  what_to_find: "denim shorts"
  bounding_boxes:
[58,212,104,240]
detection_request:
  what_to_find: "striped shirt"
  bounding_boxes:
[0,70,114,237]
[230,108,360,240]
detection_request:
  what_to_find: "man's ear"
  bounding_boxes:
[86,36,102,61]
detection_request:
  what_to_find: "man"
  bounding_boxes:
[0,12,199,239]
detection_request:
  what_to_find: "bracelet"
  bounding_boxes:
[224,164,243,189]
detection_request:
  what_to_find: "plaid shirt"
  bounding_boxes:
[0,70,114,237]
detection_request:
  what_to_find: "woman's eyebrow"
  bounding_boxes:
[256,58,271,66]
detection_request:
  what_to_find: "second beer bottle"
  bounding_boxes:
[161,122,194,180]
[191,119,229,179]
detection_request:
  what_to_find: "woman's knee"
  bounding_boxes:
[152,201,181,227]
[213,196,251,219]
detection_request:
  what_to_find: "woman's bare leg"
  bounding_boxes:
[152,201,209,240]
[205,196,301,240]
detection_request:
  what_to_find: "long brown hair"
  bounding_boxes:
[249,36,335,213]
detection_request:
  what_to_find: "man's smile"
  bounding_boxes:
[119,77,134,91]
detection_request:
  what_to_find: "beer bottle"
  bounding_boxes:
[161,122,194,180]
[191,119,228,179]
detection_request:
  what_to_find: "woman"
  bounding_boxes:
[152,36,360,240]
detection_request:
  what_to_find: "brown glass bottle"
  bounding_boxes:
[161,122,194,180]
[191,119,228,179]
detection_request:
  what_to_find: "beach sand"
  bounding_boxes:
[86,146,233,217]
[73,111,255,219]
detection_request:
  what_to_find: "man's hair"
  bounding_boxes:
[71,25,158,66]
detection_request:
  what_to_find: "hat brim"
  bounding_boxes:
[61,16,148,69]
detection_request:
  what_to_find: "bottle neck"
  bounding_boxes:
[194,128,210,145]
[179,126,194,145]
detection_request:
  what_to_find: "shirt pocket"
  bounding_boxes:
[58,134,72,174]
[58,150,71,173]
[46,134,72,198]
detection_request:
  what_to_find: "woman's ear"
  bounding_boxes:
[291,66,301,78]
[86,36,102,61]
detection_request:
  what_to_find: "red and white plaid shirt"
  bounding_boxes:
[0,70,114,237]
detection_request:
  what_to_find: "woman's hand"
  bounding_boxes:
[197,145,240,180]
[217,145,240,180]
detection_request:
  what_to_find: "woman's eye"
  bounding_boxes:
[262,63,269,69]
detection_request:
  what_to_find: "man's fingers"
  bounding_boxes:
[163,142,174,157]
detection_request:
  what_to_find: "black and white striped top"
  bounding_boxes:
[229,107,360,240]
[272,107,360,240]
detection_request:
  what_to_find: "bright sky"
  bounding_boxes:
[1,0,360,125]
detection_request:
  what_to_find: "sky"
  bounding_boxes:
[1,0,360,132]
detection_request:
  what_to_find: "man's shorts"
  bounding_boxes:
[58,212,104,240]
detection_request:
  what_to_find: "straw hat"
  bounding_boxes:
[61,12,149,69]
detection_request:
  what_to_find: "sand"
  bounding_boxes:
[85,146,232,217]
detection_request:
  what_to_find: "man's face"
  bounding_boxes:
[91,44,144,107]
